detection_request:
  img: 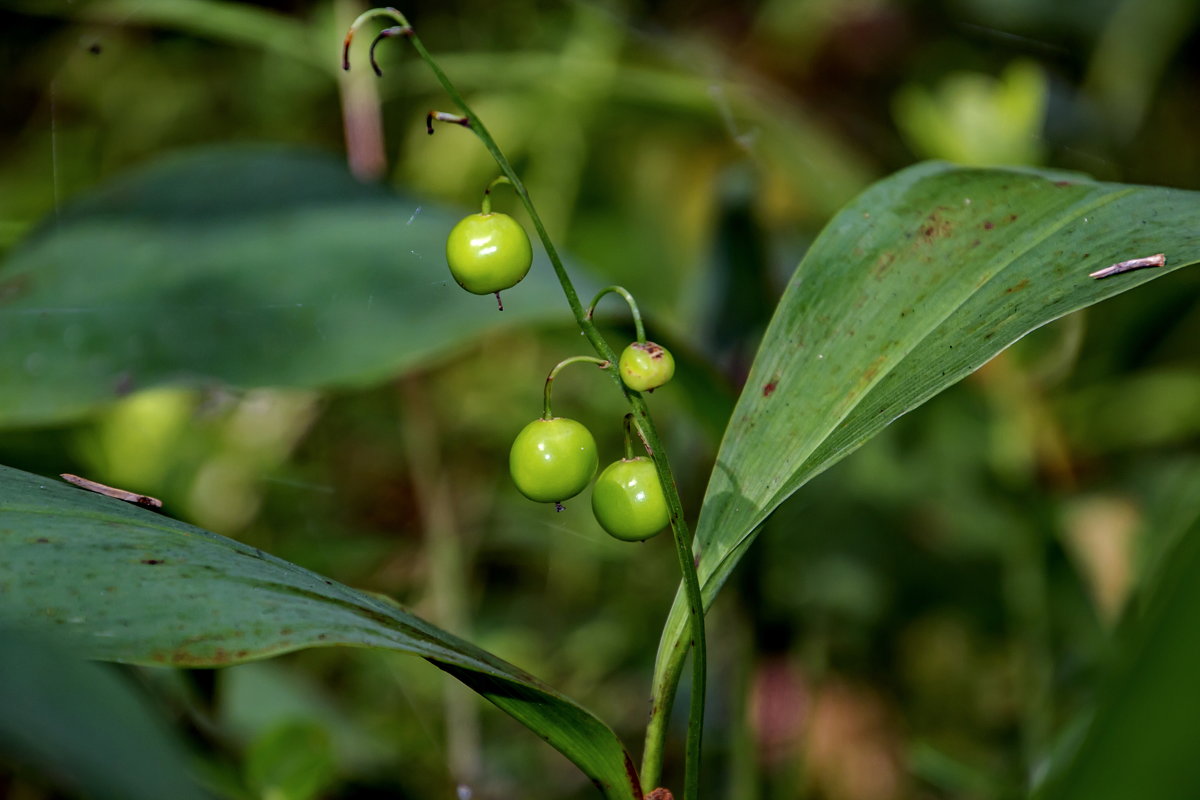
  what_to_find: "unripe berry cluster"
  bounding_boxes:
[508,413,670,542]
[442,182,676,541]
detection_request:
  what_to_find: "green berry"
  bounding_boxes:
[591,456,669,541]
[509,417,598,504]
[446,212,533,295]
[619,341,675,392]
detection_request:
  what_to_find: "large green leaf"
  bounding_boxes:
[0,147,574,428]
[651,161,1200,726]
[0,629,212,800]
[0,464,641,800]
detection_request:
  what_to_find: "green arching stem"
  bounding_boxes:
[346,11,707,798]
[587,285,647,344]
[622,413,636,461]
[544,356,609,420]
[481,175,514,216]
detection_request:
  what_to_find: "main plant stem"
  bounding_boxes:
[428,50,708,799]
[347,10,707,797]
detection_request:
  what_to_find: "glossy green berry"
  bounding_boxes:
[619,341,675,392]
[591,456,669,541]
[509,417,598,503]
[446,212,533,295]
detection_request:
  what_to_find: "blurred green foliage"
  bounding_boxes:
[1,0,1198,799]
[893,60,1047,165]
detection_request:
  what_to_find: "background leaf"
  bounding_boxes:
[244,720,336,800]
[0,464,641,800]
[0,629,213,800]
[651,161,1200,728]
[0,147,579,428]
[1033,510,1200,800]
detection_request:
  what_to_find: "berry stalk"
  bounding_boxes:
[482,175,514,215]
[345,12,707,797]
[587,285,647,344]
[544,356,609,420]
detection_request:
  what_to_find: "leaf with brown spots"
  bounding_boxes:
[0,464,640,800]
[648,161,1200,760]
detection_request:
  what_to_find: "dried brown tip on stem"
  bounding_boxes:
[425,110,471,135]
[368,26,410,76]
[494,291,504,311]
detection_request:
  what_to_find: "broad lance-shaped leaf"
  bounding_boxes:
[651,161,1200,726]
[0,147,579,429]
[0,465,642,800]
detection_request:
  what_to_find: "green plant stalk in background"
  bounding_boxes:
[345,8,708,798]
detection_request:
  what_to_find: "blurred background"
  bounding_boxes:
[1,0,1199,798]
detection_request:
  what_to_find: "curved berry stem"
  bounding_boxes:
[482,175,514,216]
[368,26,411,75]
[624,413,656,461]
[346,11,707,798]
[622,413,636,461]
[543,356,609,420]
[587,285,647,344]
[343,11,409,71]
